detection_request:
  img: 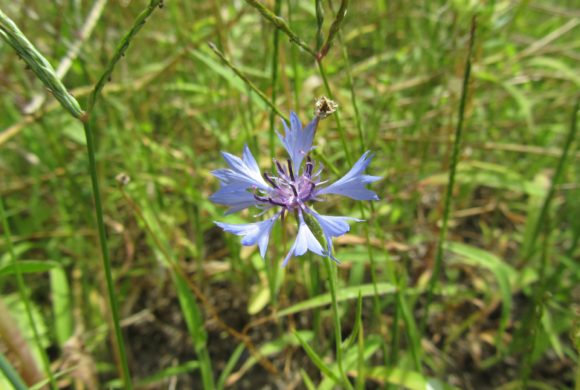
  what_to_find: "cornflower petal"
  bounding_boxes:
[215,212,280,258]
[316,151,381,200]
[217,145,270,191]
[277,112,318,173]
[282,213,325,266]
[209,187,260,215]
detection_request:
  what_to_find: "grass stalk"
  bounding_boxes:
[520,97,579,383]
[421,16,477,332]
[79,4,164,387]
[268,0,283,159]
[324,257,354,390]
[287,0,301,112]
[82,120,132,389]
[0,198,57,389]
[265,0,283,306]
[525,96,579,259]
[86,0,163,113]
[244,0,317,58]
[315,0,324,51]
[316,59,352,165]
[208,43,288,122]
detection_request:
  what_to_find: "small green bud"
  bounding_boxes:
[302,210,331,258]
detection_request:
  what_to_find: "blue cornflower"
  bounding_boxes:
[210,111,380,265]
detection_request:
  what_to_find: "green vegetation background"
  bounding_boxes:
[0,1,579,389]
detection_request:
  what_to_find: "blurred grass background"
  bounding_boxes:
[0,0,579,389]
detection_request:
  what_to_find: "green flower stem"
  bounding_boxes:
[0,198,57,389]
[421,16,477,333]
[324,257,353,390]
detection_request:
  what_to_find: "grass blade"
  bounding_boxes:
[0,351,28,390]
[294,330,342,385]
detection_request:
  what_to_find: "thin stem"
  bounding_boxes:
[421,17,477,332]
[287,0,301,112]
[315,0,324,51]
[77,4,165,387]
[264,0,283,311]
[269,0,282,159]
[208,42,288,122]
[324,257,353,390]
[244,0,317,58]
[0,198,57,390]
[86,0,162,113]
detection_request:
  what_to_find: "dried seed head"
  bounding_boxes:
[314,96,338,119]
[115,172,131,186]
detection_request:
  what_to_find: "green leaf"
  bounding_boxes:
[50,267,73,347]
[247,284,270,315]
[366,366,458,390]
[276,283,396,318]
[0,261,60,276]
[233,331,314,380]
[172,273,207,350]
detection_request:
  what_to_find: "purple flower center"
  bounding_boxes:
[254,157,317,210]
